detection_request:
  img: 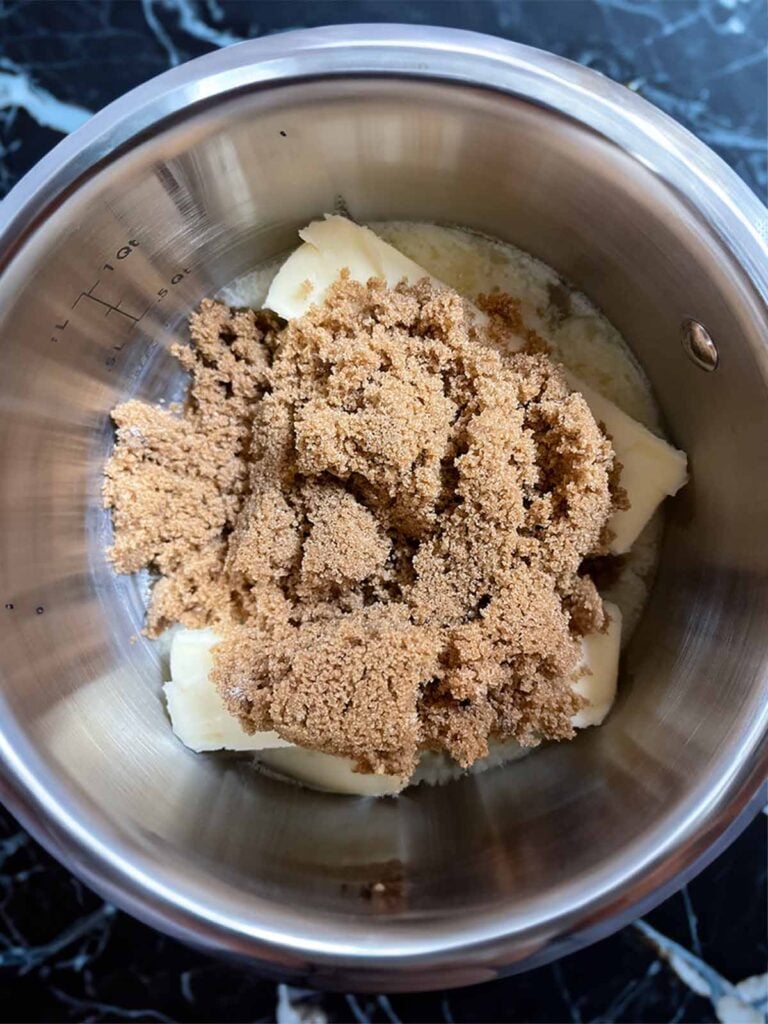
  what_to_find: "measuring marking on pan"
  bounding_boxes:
[71,279,150,324]
[48,236,193,365]
[50,238,143,342]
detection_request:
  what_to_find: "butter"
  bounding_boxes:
[165,620,623,793]
[571,602,623,728]
[163,627,290,753]
[265,215,452,320]
[575,381,688,554]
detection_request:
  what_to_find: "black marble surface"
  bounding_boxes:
[0,2,766,1021]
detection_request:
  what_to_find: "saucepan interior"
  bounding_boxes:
[0,34,766,991]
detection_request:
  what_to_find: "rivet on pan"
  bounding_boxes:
[681,319,719,372]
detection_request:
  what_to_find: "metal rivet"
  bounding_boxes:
[681,319,719,372]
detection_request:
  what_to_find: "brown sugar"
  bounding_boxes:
[104,276,620,777]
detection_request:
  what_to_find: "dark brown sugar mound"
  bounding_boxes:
[104,276,619,777]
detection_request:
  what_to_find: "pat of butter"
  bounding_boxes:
[256,747,407,797]
[164,627,290,753]
[266,217,687,554]
[574,380,688,554]
[165,628,407,794]
[571,601,622,728]
[265,215,454,321]
[165,620,622,793]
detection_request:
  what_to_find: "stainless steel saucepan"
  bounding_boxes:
[0,25,766,991]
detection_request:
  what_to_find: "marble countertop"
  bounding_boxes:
[0,2,765,1021]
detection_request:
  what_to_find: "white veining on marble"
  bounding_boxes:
[681,883,703,955]
[717,976,768,1024]
[346,993,372,1024]
[46,986,175,1023]
[179,968,195,1004]
[377,993,402,1023]
[276,984,328,1024]
[597,958,663,1023]
[166,0,244,48]
[551,960,583,1023]
[440,995,455,1023]
[580,0,767,197]
[141,0,243,65]
[709,49,768,80]
[634,919,768,1023]
[140,0,182,68]
[0,905,113,969]
[0,59,92,133]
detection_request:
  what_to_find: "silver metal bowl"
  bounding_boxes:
[0,25,766,992]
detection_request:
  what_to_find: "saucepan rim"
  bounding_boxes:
[0,24,766,986]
